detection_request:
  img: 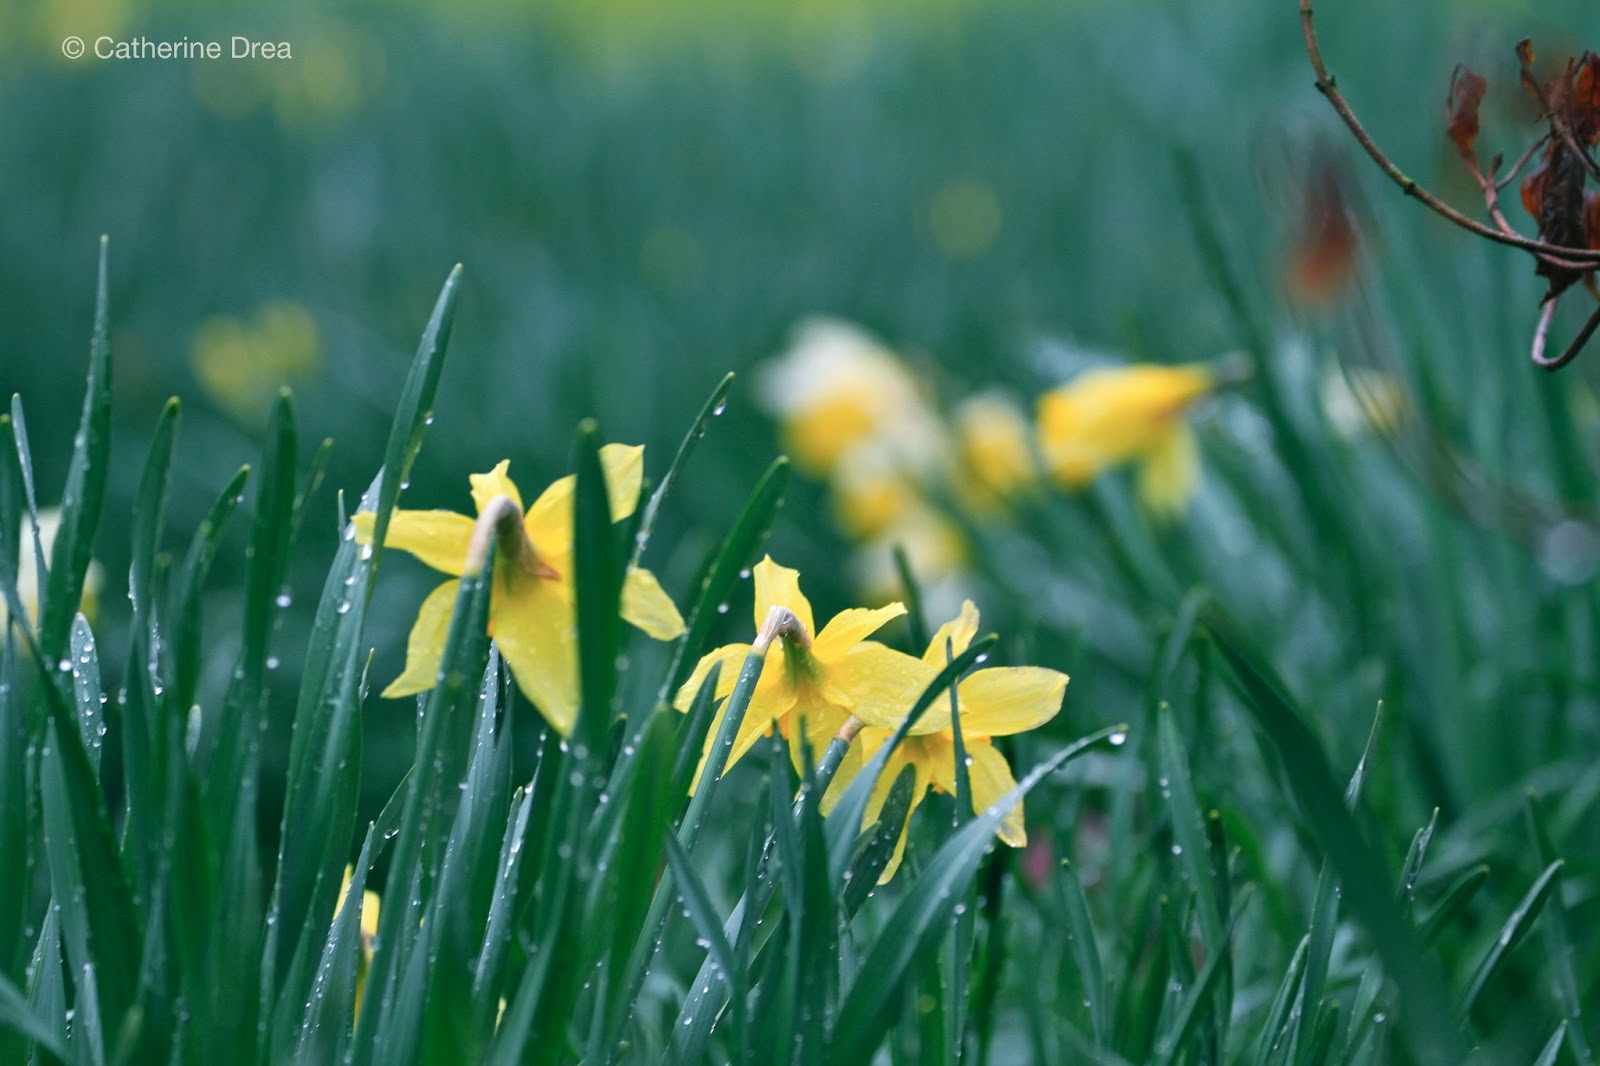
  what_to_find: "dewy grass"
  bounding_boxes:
[3,224,1599,1066]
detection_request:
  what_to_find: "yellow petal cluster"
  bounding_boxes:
[674,556,914,787]
[1037,363,1214,516]
[822,601,1067,882]
[354,446,685,735]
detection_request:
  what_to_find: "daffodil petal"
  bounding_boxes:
[381,580,461,698]
[689,685,796,792]
[829,642,943,733]
[752,555,815,637]
[967,742,1026,846]
[956,666,1067,737]
[785,690,853,776]
[352,509,474,576]
[523,444,645,550]
[490,574,578,736]
[1137,423,1200,517]
[922,599,980,665]
[673,643,751,711]
[621,566,685,641]
[812,602,907,661]
[470,460,523,516]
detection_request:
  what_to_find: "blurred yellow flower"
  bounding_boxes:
[337,866,381,1019]
[0,508,103,631]
[757,317,945,478]
[1037,363,1213,516]
[848,506,967,607]
[675,556,921,787]
[353,448,684,735]
[952,391,1036,505]
[822,601,1066,882]
[190,303,321,428]
[831,441,926,541]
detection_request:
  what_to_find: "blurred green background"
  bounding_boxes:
[5,0,1600,1055]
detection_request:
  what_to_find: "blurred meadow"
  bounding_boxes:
[3,0,1600,1062]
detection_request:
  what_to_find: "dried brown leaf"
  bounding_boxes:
[1446,64,1488,163]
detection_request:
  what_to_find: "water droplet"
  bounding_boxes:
[1108,730,1127,747]
[275,592,293,608]
[711,400,727,417]
[266,657,281,670]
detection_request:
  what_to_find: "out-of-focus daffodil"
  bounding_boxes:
[354,448,685,735]
[952,391,1036,506]
[1037,363,1214,516]
[1320,366,1408,439]
[0,508,103,631]
[831,440,927,541]
[822,601,1066,882]
[848,507,967,608]
[190,303,321,428]
[337,866,381,1019]
[757,317,946,478]
[675,556,926,786]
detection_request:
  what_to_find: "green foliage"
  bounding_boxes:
[3,2,1600,1062]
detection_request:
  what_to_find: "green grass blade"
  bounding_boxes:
[369,264,463,556]
[1418,865,1489,946]
[0,971,68,1065]
[1534,1022,1569,1066]
[1153,891,1249,1066]
[1457,859,1562,1018]
[1397,809,1439,909]
[1202,608,1463,1065]
[1057,859,1109,1048]
[39,238,112,664]
[663,834,745,1049]
[829,725,1124,1062]
[1526,794,1594,1066]
[661,457,789,699]
[629,371,732,569]
[66,617,102,777]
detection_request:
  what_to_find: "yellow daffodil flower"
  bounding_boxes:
[952,391,1037,506]
[354,447,685,735]
[1036,363,1213,517]
[823,601,1067,882]
[757,317,946,478]
[0,508,104,631]
[337,866,381,1019]
[830,440,928,541]
[674,555,922,787]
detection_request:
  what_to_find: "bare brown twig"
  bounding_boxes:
[1299,0,1600,265]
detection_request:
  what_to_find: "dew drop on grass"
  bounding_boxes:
[716,602,730,615]
[712,400,727,416]
[1108,730,1127,746]
[276,591,293,608]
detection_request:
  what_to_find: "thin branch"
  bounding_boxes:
[1533,297,1600,370]
[1493,137,1548,191]
[1300,0,1600,264]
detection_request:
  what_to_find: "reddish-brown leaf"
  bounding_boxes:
[1570,52,1600,144]
[1517,38,1543,107]
[1522,154,1549,220]
[1586,190,1600,251]
[1288,157,1361,306]
[1446,65,1488,163]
